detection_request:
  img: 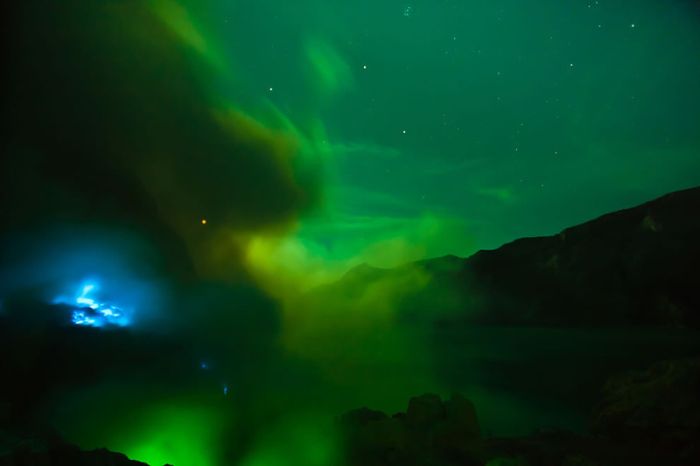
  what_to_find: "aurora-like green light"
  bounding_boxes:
[305,38,354,97]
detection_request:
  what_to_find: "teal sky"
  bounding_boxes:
[205,0,700,263]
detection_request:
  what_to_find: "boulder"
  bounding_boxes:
[592,357,700,462]
[341,393,483,466]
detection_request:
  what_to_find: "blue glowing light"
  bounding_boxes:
[223,385,229,396]
[56,281,132,328]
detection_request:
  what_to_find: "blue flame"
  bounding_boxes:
[57,281,132,328]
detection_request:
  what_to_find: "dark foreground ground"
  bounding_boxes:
[3,356,699,466]
[341,357,700,466]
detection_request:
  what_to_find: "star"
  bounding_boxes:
[201,219,207,225]
[362,64,367,70]
[402,129,407,134]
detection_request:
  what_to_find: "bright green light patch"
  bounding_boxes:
[115,403,222,466]
[242,417,338,466]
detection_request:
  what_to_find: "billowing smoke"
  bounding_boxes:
[0,2,331,465]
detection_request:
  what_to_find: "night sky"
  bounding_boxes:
[211,0,700,270]
[1,1,700,466]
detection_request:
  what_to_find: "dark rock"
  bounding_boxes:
[484,458,529,466]
[341,407,408,466]
[0,445,150,466]
[341,393,483,466]
[341,407,389,426]
[483,358,700,466]
[591,357,700,462]
[406,393,445,428]
[456,186,700,327]
[444,393,480,438]
[434,394,482,461]
[0,428,150,466]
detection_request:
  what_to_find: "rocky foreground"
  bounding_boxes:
[1,357,698,465]
[0,437,148,466]
[341,357,700,466]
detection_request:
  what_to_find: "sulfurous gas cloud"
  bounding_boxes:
[0,2,334,465]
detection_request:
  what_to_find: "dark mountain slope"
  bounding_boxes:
[325,186,700,328]
[455,186,700,326]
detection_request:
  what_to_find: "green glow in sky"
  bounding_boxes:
[211,0,700,262]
